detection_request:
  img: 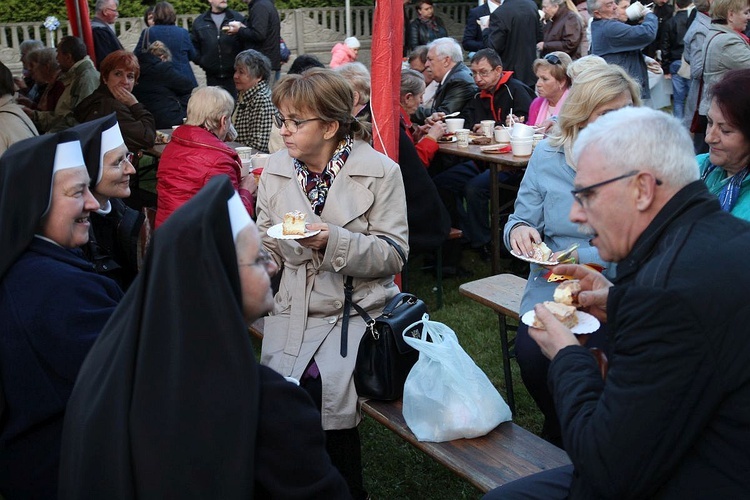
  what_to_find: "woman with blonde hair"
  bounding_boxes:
[503,63,641,447]
[257,68,407,499]
[156,86,256,227]
[526,51,573,126]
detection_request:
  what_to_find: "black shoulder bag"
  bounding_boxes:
[340,236,428,400]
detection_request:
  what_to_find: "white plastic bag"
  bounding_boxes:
[401,315,512,442]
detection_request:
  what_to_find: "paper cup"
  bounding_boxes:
[445,118,465,134]
[626,1,644,20]
[240,159,252,177]
[532,133,544,147]
[455,129,470,148]
[478,15,490,29]
[481,120,495,138]
[494,127,511,143]
[251,153,270,170]
[235,146,255,160]
[252,167,264,183]
[511,138,533,157]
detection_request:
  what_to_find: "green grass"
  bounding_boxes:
[249,246,544,498]
[360,250,544,499]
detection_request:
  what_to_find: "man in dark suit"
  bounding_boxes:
[411,37,477,125]
[463,0,502,54]
[485,107,750,498]
[483,0,543,87]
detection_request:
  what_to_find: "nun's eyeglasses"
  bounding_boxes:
[273,113,324,133]
[120,152,135,167]
[241,247,275,269]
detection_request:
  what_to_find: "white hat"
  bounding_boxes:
[344,37,360,49]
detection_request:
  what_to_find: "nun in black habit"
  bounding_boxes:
[75,113,145,290]
[59,176,350,499]
[0,132,122,498]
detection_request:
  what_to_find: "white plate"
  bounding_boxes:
[510,251,559,266]
[267,223,320,240]
[521,309,600,334]
[438,135,457,143]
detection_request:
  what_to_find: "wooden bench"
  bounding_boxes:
[459,273,527,414]
[361,398,570,493]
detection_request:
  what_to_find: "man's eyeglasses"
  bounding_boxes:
[241,247,275,270]
[545,54,562,65]
[273,113,324,133]
[571,170,662,207]
[471,68,497,79]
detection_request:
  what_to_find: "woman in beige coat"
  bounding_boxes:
[256,68,408,500]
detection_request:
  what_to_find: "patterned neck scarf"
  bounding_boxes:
[294,136,353,215]
[701,163,750,212]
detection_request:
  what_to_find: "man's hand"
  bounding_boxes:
[528,304,579,360]
[551,263,612,322]
[425,112,446,126]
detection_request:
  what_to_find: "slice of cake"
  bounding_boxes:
[553,280,581,306]
[282,210,306,236]
[531,241,552,262]
[532,301,578,329]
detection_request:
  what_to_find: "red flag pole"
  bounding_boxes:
[370,0,405,288]
[65,0,96,64]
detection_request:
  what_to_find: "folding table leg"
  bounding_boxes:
[498,313,515,414]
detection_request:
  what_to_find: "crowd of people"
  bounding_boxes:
[1,0,750,498]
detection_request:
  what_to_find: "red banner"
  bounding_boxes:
[65,0,96,64]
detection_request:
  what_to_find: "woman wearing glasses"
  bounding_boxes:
[156,86,257,227]
[526,51,573,127]
[233,49,274,153]
[256,68,408,500]
[503,64,640,448]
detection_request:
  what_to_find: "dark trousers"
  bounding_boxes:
[516,322,609,448]
[301,374,367,500]
[206,74,237,99]
[483,464,574,499]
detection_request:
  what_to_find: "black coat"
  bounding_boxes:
[398,121,451,251]
[407,17,448,52]
[412,63,478,124]
[239,0,282,70]
[190,8,248,79]
[483,0,543,87]
[463,3,491,53]
[549,181,750,498]
[660,10,690,71]
[133,52,194,129]
[459,73,535,127]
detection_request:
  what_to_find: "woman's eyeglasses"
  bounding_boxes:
[545,54,562,65]
[120,152,135,168]
[273,113,324,133]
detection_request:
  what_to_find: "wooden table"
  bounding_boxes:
[438,142,529,274]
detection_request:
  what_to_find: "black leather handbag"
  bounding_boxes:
[346,290,427,400]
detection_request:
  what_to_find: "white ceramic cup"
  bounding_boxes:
[511,138,533,157]
[494,127,511,143]
[235,146,255,160]
[480,120,495,138]
[445,118,465,134]
[626,1,645,20]
[511,123,535,139]
[455,129,470,148]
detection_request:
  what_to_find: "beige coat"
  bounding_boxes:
[257,140,409,430]
[699,24,750,115]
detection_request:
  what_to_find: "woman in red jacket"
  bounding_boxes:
[156,86,257,227]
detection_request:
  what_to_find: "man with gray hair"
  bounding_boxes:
[484,107,750,498]
[588,0,658,99]
[411,37,477,125]
[91,0,124,68]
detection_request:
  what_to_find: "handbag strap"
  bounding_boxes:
[339,235,405,357]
